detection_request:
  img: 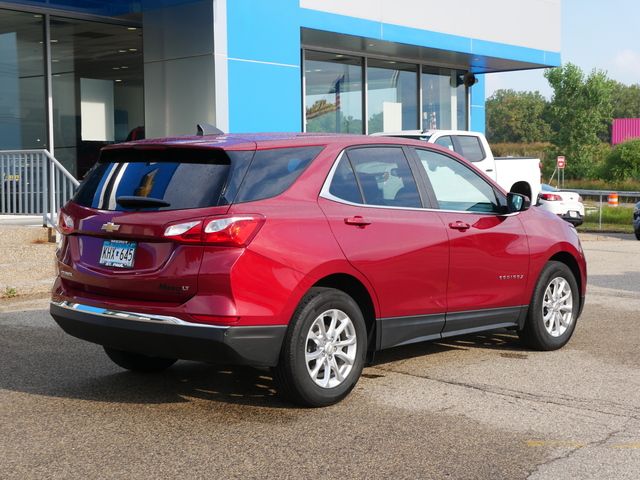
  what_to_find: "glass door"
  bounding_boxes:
[51,17,143,177]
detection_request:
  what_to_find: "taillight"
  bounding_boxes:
[57,211,75,235]
[578,195,583,203]
[163,215,264,247]
[539,193,562,201]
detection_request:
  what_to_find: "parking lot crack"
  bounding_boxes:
[526,418,633,479]
[371,366,640,420]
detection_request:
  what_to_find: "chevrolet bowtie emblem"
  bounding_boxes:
[101,222,120,233]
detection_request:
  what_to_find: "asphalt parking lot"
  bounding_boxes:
[0,233,638,479]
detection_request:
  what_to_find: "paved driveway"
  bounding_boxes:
[0,233,638,479]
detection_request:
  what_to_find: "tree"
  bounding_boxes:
[602,138,640,181]
[485,89,551,143]
[544,63,613,178]
[610,81,640,120]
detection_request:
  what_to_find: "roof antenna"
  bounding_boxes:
[196,123,225,136]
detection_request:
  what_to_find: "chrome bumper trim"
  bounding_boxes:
[50,301,228,329]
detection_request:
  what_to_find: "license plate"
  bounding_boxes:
[569,211,578,218]
[99,240,137,268]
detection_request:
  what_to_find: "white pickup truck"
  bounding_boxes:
[373,130,541,202]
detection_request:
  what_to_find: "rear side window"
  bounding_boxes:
[73,148,253,211]
[455,136,485,162]
[328,155,363,204]
[434,136,454,151]
[235,146,323,203]
[346,147,421,208]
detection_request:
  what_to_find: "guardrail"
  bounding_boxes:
[0,150,79,227]
[564,188,640,230]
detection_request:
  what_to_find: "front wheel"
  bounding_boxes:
[104,347,177,372]
[635,229,640,241]
[519,261,579,350]
[274,287,367,407]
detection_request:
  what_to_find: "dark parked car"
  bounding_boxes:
[50,133,587,406]
[634,201,640,240]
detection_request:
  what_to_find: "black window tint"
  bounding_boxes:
[72,148,246,211]
[415,149,500,213]
[434,135,454,151]
[235,146,323,203]
[455,135,485,162]
[328,155,363,204]
[346,147,421,208]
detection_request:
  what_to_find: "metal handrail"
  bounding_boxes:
[0,149,79,227]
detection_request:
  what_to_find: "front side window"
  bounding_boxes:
[414,149,500,213]
[345,147,421,208]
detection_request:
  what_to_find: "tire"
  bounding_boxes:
[274,287,367,407]
[104,347,177,372]
[519,261,579,351]
[635,229,640,241]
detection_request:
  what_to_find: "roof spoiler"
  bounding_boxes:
[196,123,225,136]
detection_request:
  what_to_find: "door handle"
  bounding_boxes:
[485,169,494,172]
[344,216,371,227]
[448,221,470,231]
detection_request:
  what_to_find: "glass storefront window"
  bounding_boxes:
[51,17,144,177]
[367,60,417,134]
[304,51,363,134]
[422,67,468,130]
[456,74,468,130]
[0,9,46,150]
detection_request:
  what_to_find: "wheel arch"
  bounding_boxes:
[313,273,378,354]
[548,251,584,315]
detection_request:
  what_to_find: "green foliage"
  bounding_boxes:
[610,81,640,121]
[486,89,551,143]
[544,63,614,179]
[563,178,640,192]
[602,139,640,181]
[3,287,17,299]
[585,205,635,225]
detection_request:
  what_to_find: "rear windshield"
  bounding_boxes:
[73,148,253,211]
[72,145,323,211]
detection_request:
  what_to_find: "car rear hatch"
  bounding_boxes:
[57,145,255,303]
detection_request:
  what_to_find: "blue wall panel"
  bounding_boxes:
[470,74,486,134]
[227,60,301,133]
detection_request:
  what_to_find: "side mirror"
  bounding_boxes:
[507,192,530,213]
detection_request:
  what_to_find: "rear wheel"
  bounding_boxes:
[104,347,177,372]
[519,261,579,350]
[274,287,367,407]
[635,229,640,241]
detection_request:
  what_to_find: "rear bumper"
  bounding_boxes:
[560,212,583,226]
[50,301,286,367]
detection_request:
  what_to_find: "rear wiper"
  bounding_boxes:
[116,196,170,209]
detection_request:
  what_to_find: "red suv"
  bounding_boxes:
[51,133,586,407]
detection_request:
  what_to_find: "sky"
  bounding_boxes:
[484,0,640,98]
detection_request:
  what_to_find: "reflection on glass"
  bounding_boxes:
[422,67,452,130]
[456,76,468,130]
[422,67,468,130]
[367,60,417,134]
[305,51,362,134]
[51,17,144,176]
[0,9,46,150]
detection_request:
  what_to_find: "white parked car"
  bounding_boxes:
[537,184,585,226]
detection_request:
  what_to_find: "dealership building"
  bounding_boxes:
[0,0,561,178]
